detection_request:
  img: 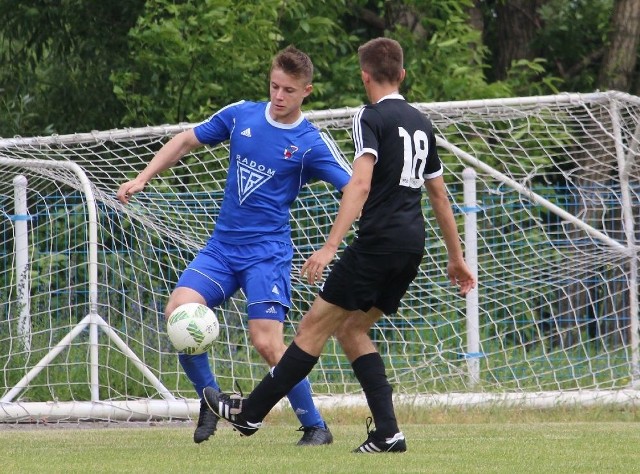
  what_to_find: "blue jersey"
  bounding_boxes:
[193,101,351,244]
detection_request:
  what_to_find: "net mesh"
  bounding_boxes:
[0,91,639,420]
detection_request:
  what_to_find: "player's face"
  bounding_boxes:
[269,68,312,124]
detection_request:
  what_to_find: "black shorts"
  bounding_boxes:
[319,246,422,314]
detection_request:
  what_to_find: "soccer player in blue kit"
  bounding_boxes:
[204,37,476,453]
[116,46,351,446]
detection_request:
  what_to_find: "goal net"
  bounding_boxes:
[0,91,638,422]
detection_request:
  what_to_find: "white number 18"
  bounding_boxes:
[398,127,428,188]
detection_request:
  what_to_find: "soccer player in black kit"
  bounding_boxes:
[204,37,476,453]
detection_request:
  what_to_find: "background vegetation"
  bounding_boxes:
[1,0,640,138]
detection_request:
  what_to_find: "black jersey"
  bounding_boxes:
[350,94,443,254]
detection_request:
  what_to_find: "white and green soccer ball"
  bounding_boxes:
[166,303,220,355]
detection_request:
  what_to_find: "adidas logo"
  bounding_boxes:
[294,408,308,415]
[241,128,252,137]
[272,285,279,295]
[266,306,277,314]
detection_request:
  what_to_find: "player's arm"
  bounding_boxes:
[301,153,374,285]
[117,129,202,204]
[424,175,476,296]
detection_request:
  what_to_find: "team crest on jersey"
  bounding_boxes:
[236,157,275,204]
[283,145,299,159]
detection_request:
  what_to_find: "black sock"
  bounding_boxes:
[244,341,318,422]
[352,352,399,439]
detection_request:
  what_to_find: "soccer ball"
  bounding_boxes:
[166,303,220,355]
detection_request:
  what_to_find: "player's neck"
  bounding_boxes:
[268,104,303,125]
[367,84,400,103]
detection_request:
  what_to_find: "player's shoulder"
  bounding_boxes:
[295,120,341,157]
[361,96,410,117]
[221,99,269,115]
[378,97,432,124]
[296,116,325,140]
[356,102,380,120]
[230,99,265,113]
[199,99,250,122]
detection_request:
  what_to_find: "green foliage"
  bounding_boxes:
[0,0,146,136]
[536,0,614,91]
[112,0,356,126]
[505,58,563,96]
[1,0,623,137]
[394,0,513,101]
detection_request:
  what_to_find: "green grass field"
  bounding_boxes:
[2,407,640,473]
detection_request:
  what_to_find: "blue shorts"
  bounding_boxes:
[175,238,292,321]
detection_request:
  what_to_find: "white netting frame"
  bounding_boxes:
[0,91,638,422]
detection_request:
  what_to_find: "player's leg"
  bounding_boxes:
[165,287,220,444]
[248,313,332,445]
[334,309,405,453]
[335,307,400,439]
[207,245,356,427]
[171,243,239,443]
[334,251,422,453]
[242,240,332,445]
[202,245,348,436]
[206,295,346,427]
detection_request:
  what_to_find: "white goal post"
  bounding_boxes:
[0,91,638,423]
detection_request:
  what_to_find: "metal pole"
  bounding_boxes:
[609,100,639,385]
[13,175,31,351]
[462,168,481,387]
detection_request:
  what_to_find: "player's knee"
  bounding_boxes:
[253,340,284,366]
[164,303,177,321]
[333,324,353,346]
[334,321,370,348]
[164,288,209,320]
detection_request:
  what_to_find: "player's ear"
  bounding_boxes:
[399,68,406,83]
[303,83,313,97]
[361,70,370,84]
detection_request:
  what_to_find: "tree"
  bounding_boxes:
[0,0,145,137]
[491,0,548,81]
[534,0,612,92]
[111,0,356,127]
[4,0,638,137]
[598,0,640,91]
[347,0,515,101]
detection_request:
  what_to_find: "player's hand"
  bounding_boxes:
[116,179,146,205]
[447,259,477,296]
[300,245,338,285]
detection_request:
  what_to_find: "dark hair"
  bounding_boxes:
[271,45,314,84]
[357,37,404,84]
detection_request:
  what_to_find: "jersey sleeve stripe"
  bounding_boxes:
[320,131,353,175]
[351,107,365,155]
[197,100,246,125]
[425,167,444,180]
[354,148,378,162]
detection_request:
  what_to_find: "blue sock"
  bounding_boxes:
[178,352,220,398]
[286,377,324,428]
